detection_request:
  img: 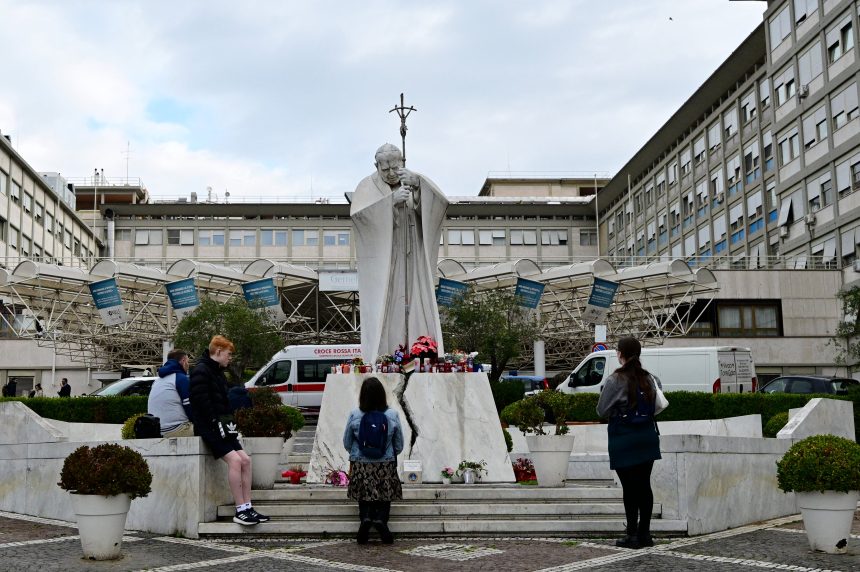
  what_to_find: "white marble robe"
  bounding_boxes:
[350,171,448,363]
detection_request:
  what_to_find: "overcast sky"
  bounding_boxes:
[0,1,765,202]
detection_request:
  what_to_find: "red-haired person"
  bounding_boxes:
[189,335,269,526]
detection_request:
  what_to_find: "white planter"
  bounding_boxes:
[795,490,859,554]
[525,434,576,487]
[70,493,131,560]
[461,469,477,484]
[441,477,452,485]
[243,436,286,490]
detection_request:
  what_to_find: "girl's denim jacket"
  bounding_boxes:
[343,407,404,462]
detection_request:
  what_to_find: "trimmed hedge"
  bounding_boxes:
[502,390,858,439]
[490,380,526,413]
[1,396,148,424]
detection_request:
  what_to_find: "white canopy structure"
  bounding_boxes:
[0,256,718,370]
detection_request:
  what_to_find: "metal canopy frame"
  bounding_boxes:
[0,257,717,371]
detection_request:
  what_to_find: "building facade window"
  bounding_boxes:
[10,182,20,204]
[831,82,858,129]
[763,131,774,171]
[478,230,506,245]
[778,127,800,165]
[717,302,781,337]
[134,229,162,246]
[229,230,256,246]
[794,0,817,25]
[261,229,288,246]
[769,5,792,51]
[802,105,828,148]
[827,14,854,63]
[167,229,194,246]
[322,230,350,246]
[541,229,569,245]
[774,64,797,106]
[580,230,597,247]
[807,171,833,210]
[198,230,225,246]
[798,40,823,86]
[292,230,319,246]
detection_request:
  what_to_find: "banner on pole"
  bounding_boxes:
[436,278,469,307]
[165,278,200,317]
[582,277,620,324]
[88,278,128,326]
[242,278,286,321]
[514,278,545,309]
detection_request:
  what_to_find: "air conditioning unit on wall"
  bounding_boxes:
[853,259,860,273]
[804,213,816,226]
[779,226,790,238]
[798,84,810,99]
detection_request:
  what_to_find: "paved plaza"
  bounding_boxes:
[1,509,859,572]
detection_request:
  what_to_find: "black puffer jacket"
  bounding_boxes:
[189,355,231,432]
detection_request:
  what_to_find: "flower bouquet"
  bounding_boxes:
[395,345,415,373]
[325,468,350,487]
[281,465,307,485]
[411,336,438,360]
[440,466,455,485]
[512,457,537,483]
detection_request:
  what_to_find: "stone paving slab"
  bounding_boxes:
[673,528,860,571]
[3,511,860,571]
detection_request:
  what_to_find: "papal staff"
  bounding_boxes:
[389,93,417,349]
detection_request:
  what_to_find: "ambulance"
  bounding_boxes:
[244,344,362,412]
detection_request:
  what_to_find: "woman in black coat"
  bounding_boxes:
[596,337,662,549]
[189,335,268,526]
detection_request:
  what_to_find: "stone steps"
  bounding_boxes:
[198,518,688,536]
[199,484,688,538]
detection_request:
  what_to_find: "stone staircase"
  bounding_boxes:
[198,420,687,538]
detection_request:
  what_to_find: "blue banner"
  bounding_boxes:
[515,278,545,309]
[582,277,620,324]
[165,278,199,315]
[88,277,127,326]
[242,278,279,307]
[436,278,469,307]
[242,278,286,321]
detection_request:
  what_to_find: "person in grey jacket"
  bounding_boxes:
[596,337,662,549]
[343,376,404,544]
[148,349,194,437]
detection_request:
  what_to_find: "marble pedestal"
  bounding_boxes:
[308,372,515,483]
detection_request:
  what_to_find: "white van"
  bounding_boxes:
[244,345,362,411]
[556,346,757,395]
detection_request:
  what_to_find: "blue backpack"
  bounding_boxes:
[357,410,389,458]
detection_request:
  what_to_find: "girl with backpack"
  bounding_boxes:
[342,376,404,544]
[596,337,662,550]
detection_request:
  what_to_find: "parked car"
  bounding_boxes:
[758,375,858,395]
[89,376,156,397]
[499,374,549,396]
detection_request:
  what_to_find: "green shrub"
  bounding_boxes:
[567,393,600,422]
[490,380,525,413]
[776,434,860,493]
[500,398,545,435]
[121,413,147,439]
[0,396,148,423]
[283,406,305,433]
[235,405,293,439]
[502,427,513,453]
[58,443,152,499]
[248,387,282,408]
[763,411,790,438]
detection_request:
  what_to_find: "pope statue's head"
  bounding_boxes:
[374,143,404,186]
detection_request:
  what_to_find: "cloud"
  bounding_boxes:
[0,0,765,200]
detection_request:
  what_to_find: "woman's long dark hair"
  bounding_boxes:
[614,337,654,406]
[359,376,388,412]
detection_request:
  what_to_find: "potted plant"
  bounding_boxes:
[512,457,537,483]
[776,434,860,554]
[457,459,487,484]
[501,391,574,487]
[440,466,455,485]
[325,468,350,486]
[236,388,303,489]
[58,443,152,560]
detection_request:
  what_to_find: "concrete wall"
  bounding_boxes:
[0,401,231,538]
